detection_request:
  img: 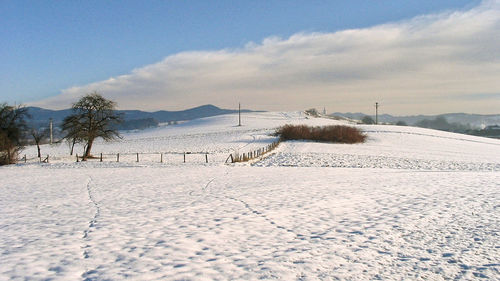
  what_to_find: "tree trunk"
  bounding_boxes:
[36,143,41,158]
[83,139,94,161]
[70,138,76,155]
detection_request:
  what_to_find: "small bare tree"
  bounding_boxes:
[61,114,83,156]
[61,92,122,160]
[30,127,48,158]
[361,115,375,125]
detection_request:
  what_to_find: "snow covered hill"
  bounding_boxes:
[1,111,499,280]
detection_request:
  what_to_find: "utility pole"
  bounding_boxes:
[49,118,53,144]
[375,102,379,125]
[238,103,241,126]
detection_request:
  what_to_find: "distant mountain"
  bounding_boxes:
[26,104,256,130]
[148,104,252,123]
[332,112,500,128]
[25,107,74,123]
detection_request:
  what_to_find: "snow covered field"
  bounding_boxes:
[1,112,499,280]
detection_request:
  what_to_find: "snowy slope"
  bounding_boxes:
[256,124,500,171]
[1,111,499,280]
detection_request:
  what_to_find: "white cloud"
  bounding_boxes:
[32,0,500,114]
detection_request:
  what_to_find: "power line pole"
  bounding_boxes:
[238,103,241,126]
[375,102,379,125]
[49,118,53,144]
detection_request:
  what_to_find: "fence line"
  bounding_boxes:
[75,151,211,163]
[17,151,211,164]
[18,154,50,163]
[227,141,280,163]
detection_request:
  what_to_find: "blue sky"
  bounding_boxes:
[2,0,499,114]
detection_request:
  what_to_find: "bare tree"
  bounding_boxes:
[30,127,48,158]
[61,114,83,156]
[0,103,28,165]
[61,92,122,160]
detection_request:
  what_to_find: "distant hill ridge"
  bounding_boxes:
[26,104,256,130]
[332,112,500,128]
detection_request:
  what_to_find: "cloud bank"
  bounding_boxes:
[33,1,500,114]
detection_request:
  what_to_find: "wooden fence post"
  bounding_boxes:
[117,153,119,162]
[160,153,163,163]
[183,152,186,163]
[100,153,103,162]
[205,153,208,163]
[24,154,26,163]
[136,153,139,162]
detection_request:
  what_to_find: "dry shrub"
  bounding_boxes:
[276,124,366,144]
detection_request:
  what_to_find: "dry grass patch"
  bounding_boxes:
[276,124,366,144]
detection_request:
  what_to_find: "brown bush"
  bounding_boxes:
[276,124,366,144]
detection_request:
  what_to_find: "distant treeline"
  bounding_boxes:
[468,126,500,138]
[414,116,471,133]
[412,116,500,138]
[112,118,159,131]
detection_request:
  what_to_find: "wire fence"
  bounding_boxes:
[17,151,212,164]
[76,152,210,163]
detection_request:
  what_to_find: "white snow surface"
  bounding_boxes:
[1,111,499,280]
